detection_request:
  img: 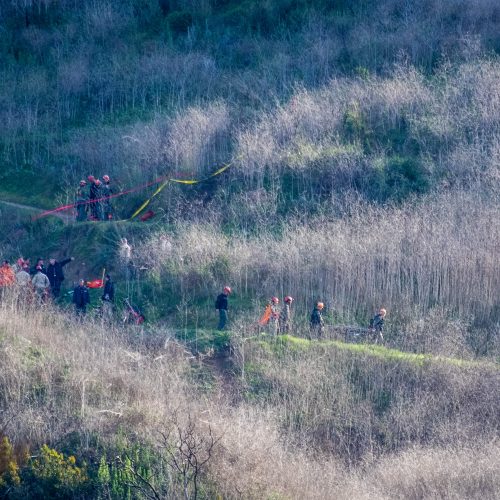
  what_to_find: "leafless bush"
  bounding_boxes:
[0,302,191,448]
[232,335,500,463]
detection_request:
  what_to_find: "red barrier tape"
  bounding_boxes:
[33,161,233,221]
[32,175,166,220]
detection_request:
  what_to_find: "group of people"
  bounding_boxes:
[1,257,386,340]
[216,286,387,341]
[75,175,114,222]
[0,257,116,319]
[0,257,74,302]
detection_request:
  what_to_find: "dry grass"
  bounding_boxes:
[0,299,498,498]
[136,189,499,357]
[347,442,500,500]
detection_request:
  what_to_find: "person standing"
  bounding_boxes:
[75,180,88,222]
[101,174,113,220]
[46,257,74,299]
[73,279,90,319]
[119,238,133,296]
[100,274,115,323]
[279,296,293,334]
[31,266,50,303]
[269,296,280,336]
[94,179,104,220]
[15,266,31,287]
[310,301,325,339]
[215,286,231,330]
[369,308,387,343]
[0,261,15,300]
[88,176,101,220]
[30,258,45,276]
[0,261,15,287]
[15,265,32,306]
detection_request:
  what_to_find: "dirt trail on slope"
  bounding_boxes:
[0,200,73,222]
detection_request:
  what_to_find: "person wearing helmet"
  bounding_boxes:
[310,301,325,339]
[369,307,387,343]
[269,296,280,336]
[215,286,231,330]
[101,174,114,220]
[279,296,293,334]
[95,179,104,220]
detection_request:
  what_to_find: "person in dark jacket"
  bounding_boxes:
[369,308,387,343]
[215,286,231,330]
[101,274,114,302]
[75,180,88,222]
[73,279,90,318]
[100,274,115,323]
[88,176,103,220]
[101,174,114,220]
[309,301,325,339]
[46,257,74,298]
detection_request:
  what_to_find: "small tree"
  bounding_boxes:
[160,411,220,500]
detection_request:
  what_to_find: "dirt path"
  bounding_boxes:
[0,200,73,221]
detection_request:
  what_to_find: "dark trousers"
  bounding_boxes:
[75,306,87,320]
[218,309,228,330]
[51,281,62,298]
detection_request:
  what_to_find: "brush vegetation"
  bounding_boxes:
[0,0,499,498]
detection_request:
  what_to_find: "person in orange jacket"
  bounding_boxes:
[259,297,280,335]
[0,261,15,287]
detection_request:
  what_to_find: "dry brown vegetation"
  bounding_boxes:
[0,301,498,498]
[1,1,499,497]
[135,188,499,358]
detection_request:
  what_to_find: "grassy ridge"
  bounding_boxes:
[0,304,498,497]
[266,335,500,369]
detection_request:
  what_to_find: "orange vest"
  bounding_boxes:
[0,266,15,286]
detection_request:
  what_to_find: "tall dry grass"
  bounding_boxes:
[136,188,499,355]
[0,300,498,498]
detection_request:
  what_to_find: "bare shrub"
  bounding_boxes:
[209,407,346,500]
[401,307,474,358]
[0,303,191,448]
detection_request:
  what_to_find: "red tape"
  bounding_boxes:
[32,176,166,220]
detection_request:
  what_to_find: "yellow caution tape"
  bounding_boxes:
[129,162,232,220]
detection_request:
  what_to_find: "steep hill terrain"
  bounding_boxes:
[0,1,499,498]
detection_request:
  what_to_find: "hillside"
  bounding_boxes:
[0,0,499,498]
[0,306,498,498]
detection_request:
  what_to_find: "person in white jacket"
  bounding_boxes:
[31,266,50,303]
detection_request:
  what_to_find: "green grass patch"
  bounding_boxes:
[264,335,499,369]
[176,328,231,356]
[0,170,60,208]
